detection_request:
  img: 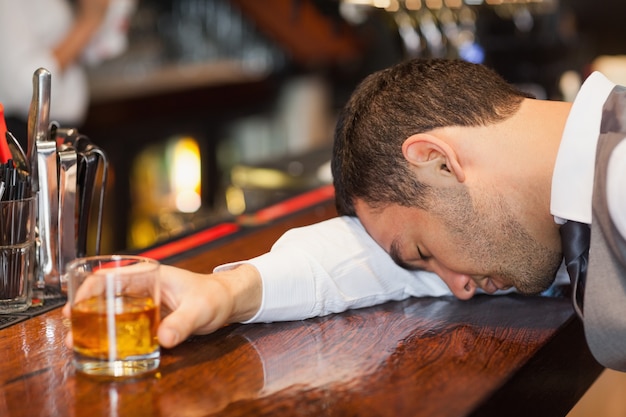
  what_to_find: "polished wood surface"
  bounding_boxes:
[0,201,603,417]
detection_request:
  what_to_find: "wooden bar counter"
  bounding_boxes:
[0,187,603,417]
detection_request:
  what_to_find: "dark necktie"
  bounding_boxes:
[559,220,591,318]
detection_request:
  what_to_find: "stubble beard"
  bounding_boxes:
[431,186,562,295]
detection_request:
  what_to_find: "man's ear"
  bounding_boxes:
[402,133,466,183]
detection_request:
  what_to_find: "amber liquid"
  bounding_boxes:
[71,295,159,360]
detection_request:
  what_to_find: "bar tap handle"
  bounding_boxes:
[27,68,52,193]
[28,68,61,291]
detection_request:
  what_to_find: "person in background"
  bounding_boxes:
[0,0,134,148]
[64,58,626,371]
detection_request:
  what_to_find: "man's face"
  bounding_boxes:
[355,186,562,299]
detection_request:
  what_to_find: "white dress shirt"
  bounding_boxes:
[217,216,452,323]
[551,71,626,238]
[0,0,88,125]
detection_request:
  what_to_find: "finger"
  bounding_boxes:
[157,298,216,348]
[61,301,70,318]
[157,322,180,349]
[65,330,73,349]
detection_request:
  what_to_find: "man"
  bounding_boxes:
[65,59,626,370]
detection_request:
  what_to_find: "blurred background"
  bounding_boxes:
[78,0,626,253]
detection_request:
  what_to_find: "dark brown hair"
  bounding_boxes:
[331,58,533,216]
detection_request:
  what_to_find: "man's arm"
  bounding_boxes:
[216,216,452,323]
[148,217,451,348]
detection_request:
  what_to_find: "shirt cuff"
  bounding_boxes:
[214,249,317,324]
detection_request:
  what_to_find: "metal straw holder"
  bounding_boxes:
[32,127,109,298]
[26,68,108,298]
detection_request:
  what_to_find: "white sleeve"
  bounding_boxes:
[215,216,451,323]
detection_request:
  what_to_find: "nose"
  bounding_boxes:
[432,264,477,300]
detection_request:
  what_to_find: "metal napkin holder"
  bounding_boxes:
[27,68,108,297]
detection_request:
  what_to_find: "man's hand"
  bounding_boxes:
[157,264,262,348]
[62,263,263,349]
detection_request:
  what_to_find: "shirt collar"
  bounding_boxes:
[550,71,615,225]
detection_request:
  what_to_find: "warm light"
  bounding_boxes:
[342,0,374,4]
[231,165,292,189]
[175,190,202,213]
[405,0,422,10]
[444,0,463,8]
[130,218,158,249]
[424,0,443,9]
[169,137,202,213]
[225,185,246,215]
[384,0,400,11]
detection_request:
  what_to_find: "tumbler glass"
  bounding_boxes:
[66,255,160,377]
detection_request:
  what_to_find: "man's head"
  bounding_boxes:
[331,58,566,299]
[332,58,532,216]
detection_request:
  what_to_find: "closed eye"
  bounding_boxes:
[417,246,431,262]
[390,239,427,271]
